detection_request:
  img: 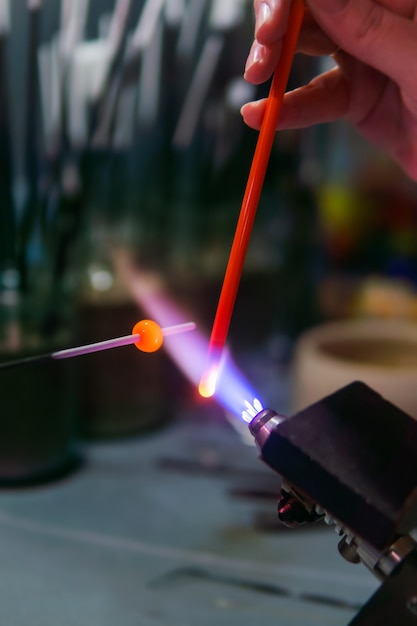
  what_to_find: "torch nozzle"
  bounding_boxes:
[249,408,288,449]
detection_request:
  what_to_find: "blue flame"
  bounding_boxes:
[115,261,264,421]
[213,349,264,420]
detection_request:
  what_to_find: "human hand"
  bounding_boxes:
[241,0,417,180]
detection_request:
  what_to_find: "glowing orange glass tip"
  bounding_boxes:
[131,320,164,353]
[198,364,219,398]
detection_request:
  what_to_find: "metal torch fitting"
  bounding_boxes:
[249,409,288,449]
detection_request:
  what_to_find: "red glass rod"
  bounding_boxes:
[199,0,305,398]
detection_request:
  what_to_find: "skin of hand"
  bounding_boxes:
[241,0,417,180]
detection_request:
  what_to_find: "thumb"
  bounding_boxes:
[307,0,417,94]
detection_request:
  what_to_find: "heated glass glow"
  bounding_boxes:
[198,348,224,398]
[198,368,217,398]
[132,319,164,352]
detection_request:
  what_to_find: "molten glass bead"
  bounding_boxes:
[131,320,164,353]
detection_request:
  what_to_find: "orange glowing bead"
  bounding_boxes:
[131,320,164,353]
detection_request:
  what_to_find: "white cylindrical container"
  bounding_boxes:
[291,319,417,419]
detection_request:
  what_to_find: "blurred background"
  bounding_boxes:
[0,3,417,624]
[1,0,417,447]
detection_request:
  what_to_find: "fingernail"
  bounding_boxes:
[245,40,265,74]
[309,0,348,11]
[255,2,271,35]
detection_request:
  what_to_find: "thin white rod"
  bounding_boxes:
[52,334,140,359]
[52,321,196,360]
[160,322,196,336]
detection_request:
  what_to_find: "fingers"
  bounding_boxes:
[244,39,283,84]
[246,0,417,95]
[245,0,290,84]
[254,0,292,44]
[297,11,338,56]
[306,0,417,94]
[245,3,337,84]
[241,67,349,130]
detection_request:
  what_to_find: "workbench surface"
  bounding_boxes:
[0,411,377,626]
